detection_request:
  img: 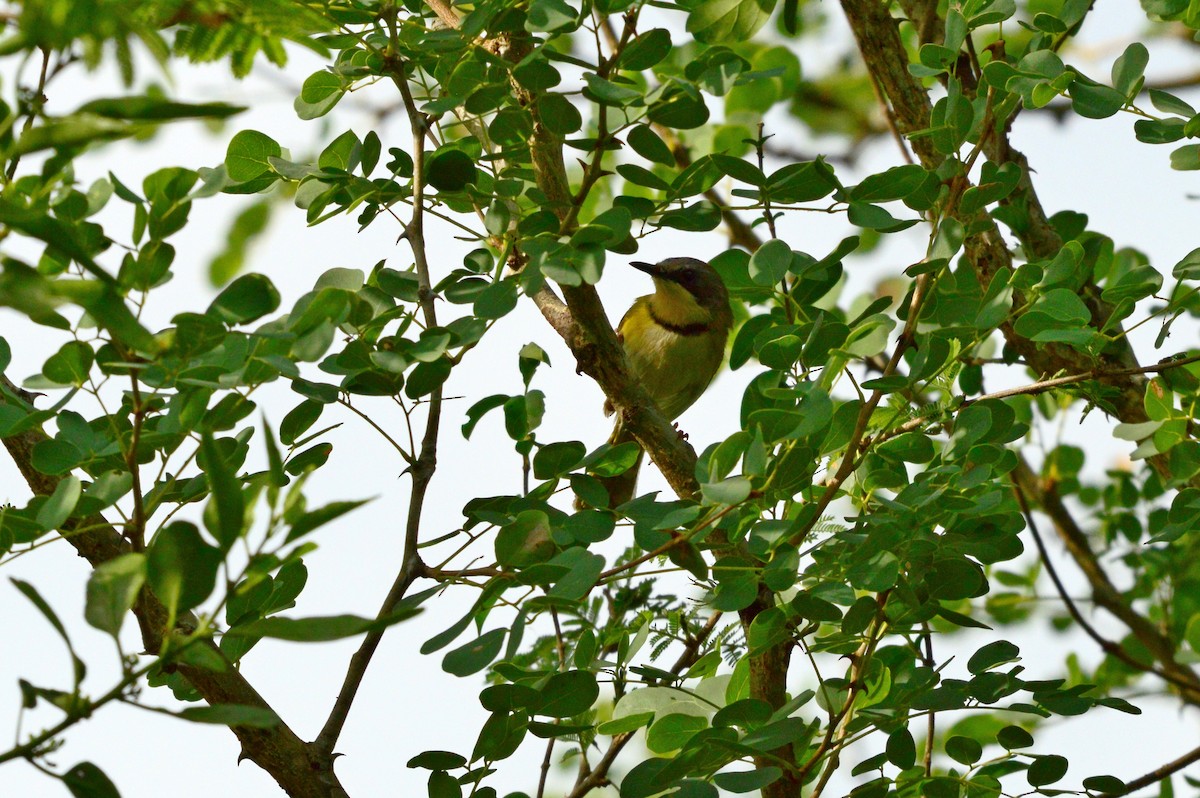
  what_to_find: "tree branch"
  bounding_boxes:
[0,376,347,797]
[314,48,440,758]
[1013,477,1200,699]
[1104,742,1200,796]
[1011,460,1200,704]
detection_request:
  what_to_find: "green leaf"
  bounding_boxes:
[967,640,1019,673]
[200,432,245,551]
[1083,776,1127,794]
[171,703,278,728]
[526,0,579,31]
[649,88,710,129]
[620,29,672,70]
[533,441,587,479]
[1150,88,1195,117]
[767,161,839,203]
[408,751,468,770]
[228,609,419,641]
[848,201,915,231]
[701,476,752,505]
[1070,79,1126,119]
[597,711,655,735]
[463,394,509,439]
[42,342,94,386]
[474,280,519,319]
[0,200,117,286]
[296,71,344,120]
[714,768,783,793]
[425,149,477,192]
[76,96,244,121]
[886,726,916,769]
[84,553,146,637]
[964,0,1016,26]
[208,273,280,325]
[688,0,778,43]
[646,713,707,753]
[406,358,452,399]
[748,239,793,285]
[318,130,361,173]
[285,442,333,474]
[946,735,983,765]
[428,770,462,798]
[538,93,582,135]
[584,73,642,106]
[617,163,671,191]
[36,475,81,530]
[1170,144,1200,171]
[280,399,324,445]
[1111,43,1148,97]
[63,762,121,798]
[850,164,930,202]
[443,628,506,676]
[10,116,135,157]
[548,548,606,599]
[147,521,222,613]
[285,499,371,543]
[225,130,282,183]
[537,670,599,717]
[1027,755,1068,786]
[496,510,555,567]
[1135,117,1186,144]
[583,440,641,477]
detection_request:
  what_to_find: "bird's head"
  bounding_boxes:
[630,257,729,313]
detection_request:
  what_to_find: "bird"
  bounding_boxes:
[589,257,733,509]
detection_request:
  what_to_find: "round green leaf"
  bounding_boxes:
[208,273,281,325]
[646,713,708,753]
[226,130,281,182]
[532,441,587,479]
[426,149,477,191]
[946,735,983,765]
[42,341,94,386]
[537,670,599,717]
[1027,754,1068,787]
[996,725,1034,749]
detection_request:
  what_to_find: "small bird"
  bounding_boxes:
[591,257,733,508]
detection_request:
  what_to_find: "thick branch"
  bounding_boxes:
[0,377,346,797]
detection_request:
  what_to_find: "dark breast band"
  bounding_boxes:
[648,306,712,337]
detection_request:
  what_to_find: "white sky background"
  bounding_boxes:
[1,1,1200,796]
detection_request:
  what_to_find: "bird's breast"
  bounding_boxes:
[624,313,726,421]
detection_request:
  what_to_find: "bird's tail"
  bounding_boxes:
[577,421,644,510]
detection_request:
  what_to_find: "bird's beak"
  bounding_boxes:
[630,260,659,276]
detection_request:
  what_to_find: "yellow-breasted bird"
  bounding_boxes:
[592,257,733,508]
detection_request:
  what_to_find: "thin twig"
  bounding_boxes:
[565,612,724,798]
[921,628,935,777]
[336,396,415,465]
[1012,477,1200,696]
[1011,461,1200,704]
[872,353,1200,450]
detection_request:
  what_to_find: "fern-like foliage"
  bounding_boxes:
[170,0,336,78]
